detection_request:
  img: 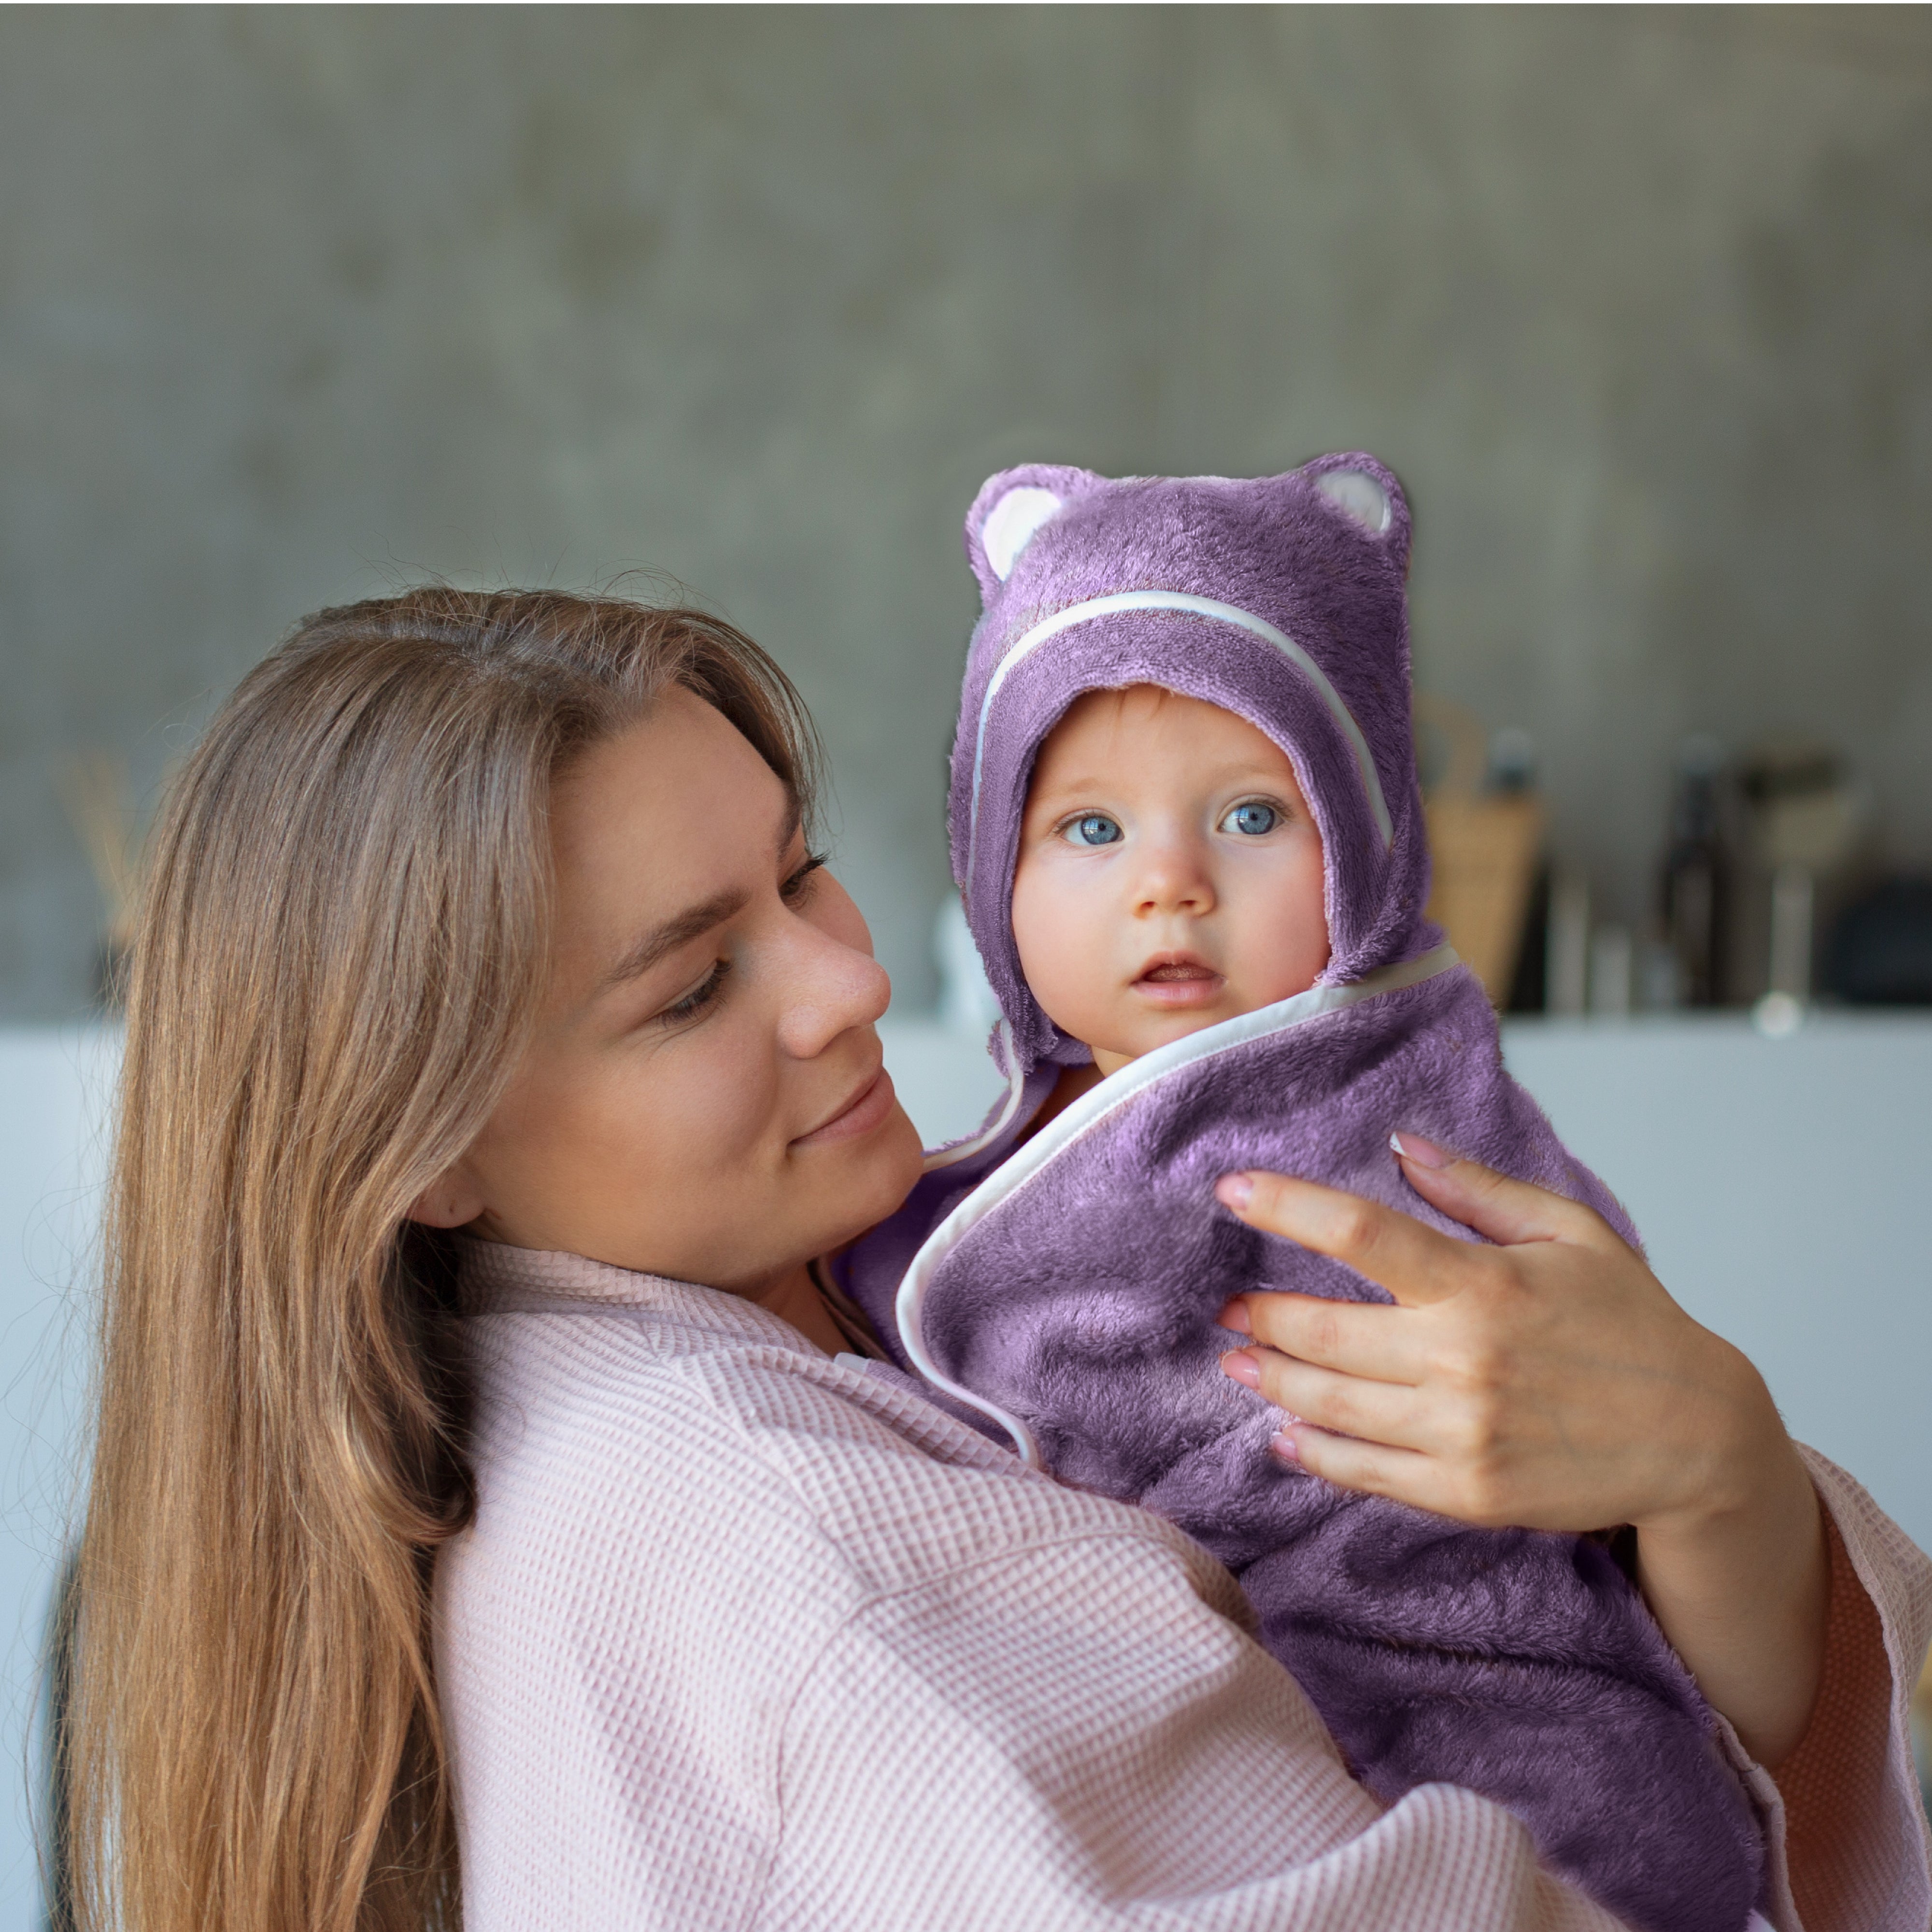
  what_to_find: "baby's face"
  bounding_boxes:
[1010,684,1329,1076]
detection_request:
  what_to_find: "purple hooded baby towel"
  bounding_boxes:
[836,458,1765,1932]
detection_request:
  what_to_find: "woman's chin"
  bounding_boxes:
[811,1097,926,1246]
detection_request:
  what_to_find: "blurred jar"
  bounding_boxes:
[1659,735,1729,1008]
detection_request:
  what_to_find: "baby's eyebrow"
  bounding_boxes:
[1028,772,1122,801]
[1033,762,1291,801]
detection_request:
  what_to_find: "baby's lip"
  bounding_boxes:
[1131,952,1226,1006]
[1135,950,1220,983]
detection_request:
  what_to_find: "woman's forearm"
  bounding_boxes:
[1633,1347,1830,1769]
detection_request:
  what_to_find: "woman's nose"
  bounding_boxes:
[774,921,893,1061]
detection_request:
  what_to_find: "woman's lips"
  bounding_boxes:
[791,1065,896,1150]
[1132,955,1226,1009]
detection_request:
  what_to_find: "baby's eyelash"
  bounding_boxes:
[1052,810,1124,847]
[1222,795,1293,828]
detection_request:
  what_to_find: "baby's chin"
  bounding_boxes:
[1083,978,1313,1072]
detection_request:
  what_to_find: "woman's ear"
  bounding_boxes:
[408,1165,487,1230]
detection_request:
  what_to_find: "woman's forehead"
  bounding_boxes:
[548,693,791,969]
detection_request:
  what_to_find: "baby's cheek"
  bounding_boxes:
[1238,853,1331,1001]
[1012,861,1114,1036]
[1013,920,1094,1035]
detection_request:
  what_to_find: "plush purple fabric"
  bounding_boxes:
[837,459,1763,1932]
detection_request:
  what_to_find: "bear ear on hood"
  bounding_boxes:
[964,464,1103,606]
[1301,453,1412,572]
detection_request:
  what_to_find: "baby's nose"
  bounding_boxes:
[1132,837,1216,914]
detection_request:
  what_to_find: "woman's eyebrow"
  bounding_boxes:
[773,793,802,859]
[601,793,800,991]
[603,887,749,990]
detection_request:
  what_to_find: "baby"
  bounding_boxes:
[835,458,1764,1932]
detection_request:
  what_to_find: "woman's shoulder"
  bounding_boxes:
[434,1266,1261,1924]
[436,1262,1224,1928]
[448,1261,1235,1622]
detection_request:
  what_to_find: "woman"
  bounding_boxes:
[69,589,1931,1932]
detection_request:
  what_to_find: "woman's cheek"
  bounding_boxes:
[587,1030,750,1207]
[586,1036,783,1276]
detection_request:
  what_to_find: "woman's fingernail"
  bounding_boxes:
[1216,1173,1255,1210]
[1220,1350,1261,1388]
[1217,1298,1252,1335]
[1390,1131,1451,1169]
[1269,1429,1301,1463]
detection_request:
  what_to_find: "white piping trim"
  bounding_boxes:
[966,590,1395,893]
[894,944,1464,1465]
[922,1018,1031,1173]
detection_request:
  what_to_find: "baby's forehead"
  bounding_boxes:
[1029,682,1299,787]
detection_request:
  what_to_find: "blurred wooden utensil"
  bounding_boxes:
[1417,696,1545,1008]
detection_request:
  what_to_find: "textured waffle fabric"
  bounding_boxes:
[435,1241,1932,1931]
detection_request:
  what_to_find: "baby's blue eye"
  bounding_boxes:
[1223,801,1282,837]
[1064,813,1123,848]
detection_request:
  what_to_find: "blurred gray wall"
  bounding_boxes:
[3,5,1930,1018]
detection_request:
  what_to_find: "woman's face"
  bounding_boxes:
[436,686,925,1294]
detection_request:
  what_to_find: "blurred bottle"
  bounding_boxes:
[1637,934,1684,1010]
[1738,740,1868,1032]
[1659,735,1730,1007]
[1545,867,1591,1016]
[1589,923,1634,1017]
[1476,728,1550,1015]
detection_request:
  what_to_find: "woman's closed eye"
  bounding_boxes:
[781,852,827,904]
[1058,811,1124,848]
[657,959,730,1026]
[654,854,824,1030]
[1220,799,1285,837]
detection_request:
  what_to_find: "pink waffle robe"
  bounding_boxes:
[434,1240,1932,1931]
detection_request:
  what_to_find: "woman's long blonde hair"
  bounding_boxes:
[65,589,819,1932]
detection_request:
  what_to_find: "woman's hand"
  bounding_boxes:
[1215,1134,1830,1770]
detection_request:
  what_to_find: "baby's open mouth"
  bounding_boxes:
[1133,955,1226,1006]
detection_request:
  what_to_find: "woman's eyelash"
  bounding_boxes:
[657,856,821,1030]
[782,853,827,902]
[661,960,729,1025]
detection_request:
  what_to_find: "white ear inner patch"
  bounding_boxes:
[980,487,1063,580]
[1315,469,1392,535]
